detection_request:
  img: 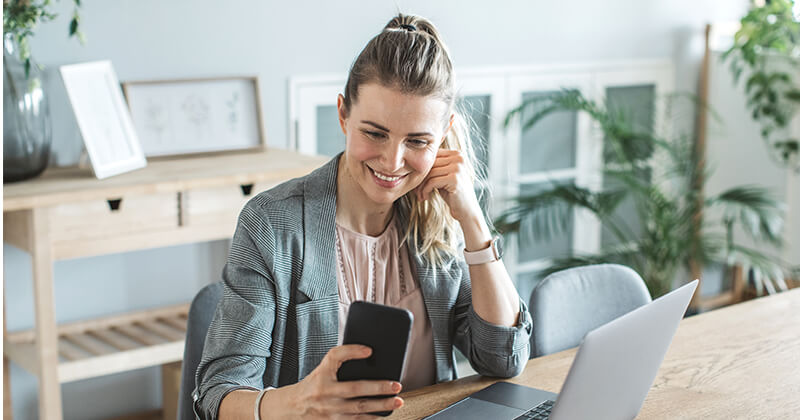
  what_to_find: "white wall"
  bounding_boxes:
[5,1,748,418]
[705,50,800,267]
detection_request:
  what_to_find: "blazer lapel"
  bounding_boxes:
[297,154,340,300]
[295,154,341,378]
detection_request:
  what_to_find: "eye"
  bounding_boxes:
[408,139,430,148]
[363,130,386,139]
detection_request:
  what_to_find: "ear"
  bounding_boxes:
[337,94,348,136]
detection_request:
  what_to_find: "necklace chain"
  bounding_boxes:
[335,224,408,303]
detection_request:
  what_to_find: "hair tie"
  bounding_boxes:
[400,23,417,32]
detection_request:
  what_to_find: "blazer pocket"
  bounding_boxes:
[294,295,339,378]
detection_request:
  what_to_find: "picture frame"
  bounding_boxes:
[121,76,266,158]
[59,60,148,179]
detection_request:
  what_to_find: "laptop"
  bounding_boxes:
[425,279,698,420]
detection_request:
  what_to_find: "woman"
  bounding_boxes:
[194,13,532,419]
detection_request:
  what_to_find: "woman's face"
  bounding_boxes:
[337,83,452,207]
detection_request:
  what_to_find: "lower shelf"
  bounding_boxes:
[4,303,189,383]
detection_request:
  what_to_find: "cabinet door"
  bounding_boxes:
[505,73,597,302]
[594,66,673,249]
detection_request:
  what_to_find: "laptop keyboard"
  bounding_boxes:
[514,399,555,420]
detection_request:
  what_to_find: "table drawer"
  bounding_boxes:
[183,182,276,230]
[49,192,179,242]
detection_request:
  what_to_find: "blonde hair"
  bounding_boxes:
[341,13,482,266]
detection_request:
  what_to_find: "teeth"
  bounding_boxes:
[371,168,401,182]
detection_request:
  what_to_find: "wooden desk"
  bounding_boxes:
[3,149,327,420]
[392,288,800,419]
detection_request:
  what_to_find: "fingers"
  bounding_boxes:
[417,151,469,201]
[425,164,459,180]
[418,171,459,201]
[337,395,404,415]
[331,379,402,399]
[324,345,372,374]
[431,149,463,168]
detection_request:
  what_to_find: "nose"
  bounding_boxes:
[382,143,405,173]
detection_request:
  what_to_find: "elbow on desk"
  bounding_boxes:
[469,346,529,379]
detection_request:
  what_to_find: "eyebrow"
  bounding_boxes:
[361,120,434,138]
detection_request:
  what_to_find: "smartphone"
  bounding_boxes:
[337,300,414,416]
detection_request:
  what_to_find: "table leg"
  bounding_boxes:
[4,297,12,420]
[30,209,62,420]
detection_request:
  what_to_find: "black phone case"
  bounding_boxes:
[337,301,414,416]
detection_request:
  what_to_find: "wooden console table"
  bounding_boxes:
[3,149,327,420]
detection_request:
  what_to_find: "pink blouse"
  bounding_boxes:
[335,217,436,391]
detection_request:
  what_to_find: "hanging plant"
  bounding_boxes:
[722,0,800,169]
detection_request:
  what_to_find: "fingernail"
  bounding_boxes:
[394,397,403,408]
[392,382,402,393]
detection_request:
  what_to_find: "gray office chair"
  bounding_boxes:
[178,282,223,420]
[528,264,652,358]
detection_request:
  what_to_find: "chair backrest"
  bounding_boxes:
[178,282,223,420]
[528,264,651,358]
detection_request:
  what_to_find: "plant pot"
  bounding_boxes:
[3,33,52,183]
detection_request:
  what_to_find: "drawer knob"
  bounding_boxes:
[240,184,254,196]
[107,198,123,211]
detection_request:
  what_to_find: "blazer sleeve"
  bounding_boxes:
[193,205,278,420]
[450,256,533,378]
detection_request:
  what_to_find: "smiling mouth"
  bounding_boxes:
[368,166,408,183]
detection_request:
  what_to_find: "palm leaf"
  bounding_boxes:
[494,184,629,242]
[707,186,784,246]
[726,243,788,295]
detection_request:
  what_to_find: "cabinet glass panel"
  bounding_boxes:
[600,167,651,248]
[316,104,345,157]
[519,91,577,174]
[604,85,655,163]
[601,85,655,247]
[516,180,574,263]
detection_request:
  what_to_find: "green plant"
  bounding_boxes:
[3,0,84,78]
[722,0,800,168]
[497,90,786,298]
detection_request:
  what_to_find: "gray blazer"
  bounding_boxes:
[193,155,532,419]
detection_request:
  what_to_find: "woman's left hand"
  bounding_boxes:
[416,149,482,223]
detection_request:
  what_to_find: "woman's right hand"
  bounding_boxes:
[272,344,404,419]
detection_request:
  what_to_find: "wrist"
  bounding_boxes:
[459,214,492,252]
[259,384,297,419]
[254,388,269,420]
[463,236,503,265]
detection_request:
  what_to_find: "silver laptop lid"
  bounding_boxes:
[550,280,698,420]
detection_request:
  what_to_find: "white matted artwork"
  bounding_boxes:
[59,60,147,179]
[121,77,265,157]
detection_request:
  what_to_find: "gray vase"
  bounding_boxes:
[3,33,52,183]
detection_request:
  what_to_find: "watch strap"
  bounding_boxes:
[463,237,500,265]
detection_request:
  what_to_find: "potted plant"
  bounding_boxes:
[3,0,84,182]
[496,90,787,299]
